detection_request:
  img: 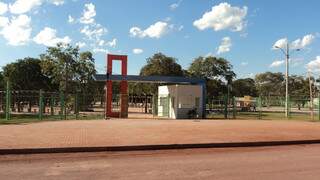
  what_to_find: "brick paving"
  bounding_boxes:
[1,119,320,149]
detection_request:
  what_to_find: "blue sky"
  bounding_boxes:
[0,0,320,78]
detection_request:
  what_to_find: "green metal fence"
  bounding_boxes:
[1,81,319,122]
[0,81,105,123]
[206,95,320,121]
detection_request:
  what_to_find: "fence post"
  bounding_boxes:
[75,91,79,120]
[5,81,11,120]
[224,95,228,119]
[258,96,262,119]
[39,89,44,120]
[232,96,236,119]
[50,94,54,116]
[288,96,291,119]
[318,96,320,121]
[60,92,65,120]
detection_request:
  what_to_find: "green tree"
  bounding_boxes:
[40,43,95,93]
[0,71,4,89]
[255,72,284,97]
[289,75,309,97]
[40,43,96,110]
[232,78,258,97]
[2,58,54,90]
[188,56,235,80]
[188,56,235,98]
[140,53,184,76]
[132,53,184,95]
[2,58,56,112]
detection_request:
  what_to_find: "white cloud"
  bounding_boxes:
[0,2,8,15]
[193,2,248,32]
[130,21,169,39]
[76,41,86,48]
[269,60,285,68]
[80,24,107,40]
[133,48,143,54]
[9,0,42,14]
[106,38,116,47]
[93,48,108,54]
[216,37,232,54]
[170,0,182,11]
[80,3,96,24]
[272,38,288,49]
[306,56,320,72]
[98,40,104,46]
[291,58,304,67]
[8,0,66,14]
[291,34,315,49]
[68,15,75,23]
[205,52,214,57]
[98,38,117,47]
[33,27,71,46]
[0,15,32,46]
[0,16,9,27]
[49,0,64,6]
[164,17,171,22]
[241,62,248,66]
[273,34,315,50]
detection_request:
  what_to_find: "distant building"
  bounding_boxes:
[158,85,203,119]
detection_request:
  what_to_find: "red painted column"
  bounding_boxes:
[120,56,128,118]
[106,54,113,118]
[105,54,128,118]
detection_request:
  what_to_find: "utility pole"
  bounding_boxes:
[285,43,289,118]
[274,43,300,118]
[308,71,314,120]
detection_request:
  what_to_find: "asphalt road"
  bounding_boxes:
[1,145,320,180]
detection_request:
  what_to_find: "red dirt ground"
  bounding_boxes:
[1,119,320,149]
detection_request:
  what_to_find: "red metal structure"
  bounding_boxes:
[106,54,128,118]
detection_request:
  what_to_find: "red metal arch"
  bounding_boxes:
[106,54,128,118]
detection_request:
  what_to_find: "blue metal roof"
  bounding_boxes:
[93,74,205,84]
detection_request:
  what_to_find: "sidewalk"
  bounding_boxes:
[1,119,320,152]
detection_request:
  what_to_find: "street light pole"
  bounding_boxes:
[285,43,289,118]
[275,43,300,118]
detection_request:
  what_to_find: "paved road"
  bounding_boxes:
[1,145,320,180]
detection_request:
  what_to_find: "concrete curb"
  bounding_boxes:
[1,139,320,155]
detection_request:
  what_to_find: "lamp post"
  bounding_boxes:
[315,78,320,121]
[225,71,234,119]
[274,44,300,118]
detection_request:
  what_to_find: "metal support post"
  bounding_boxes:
[60,92,65,120]
[50,94,54,116]
[39,89,44,120]
[232,96,236,119]
[258,96,262,119]
[224,95,228,119]
[5,81,10,120]
[75,91,79,119]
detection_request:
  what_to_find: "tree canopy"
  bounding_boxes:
[255,72,285,96]
[232,78,258,97]
[188,56,235,81]
[132,53,185,95]
[0,71,4,89]
[40,43,95,93]
[2,57,54,90]
[140,53,184,76]
[188,56,235,98]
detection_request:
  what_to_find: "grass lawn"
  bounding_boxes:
[207,111,320,122]
[0,113,104,125]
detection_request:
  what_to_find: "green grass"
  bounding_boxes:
[0,113,104,125]
[207,111,320,122]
